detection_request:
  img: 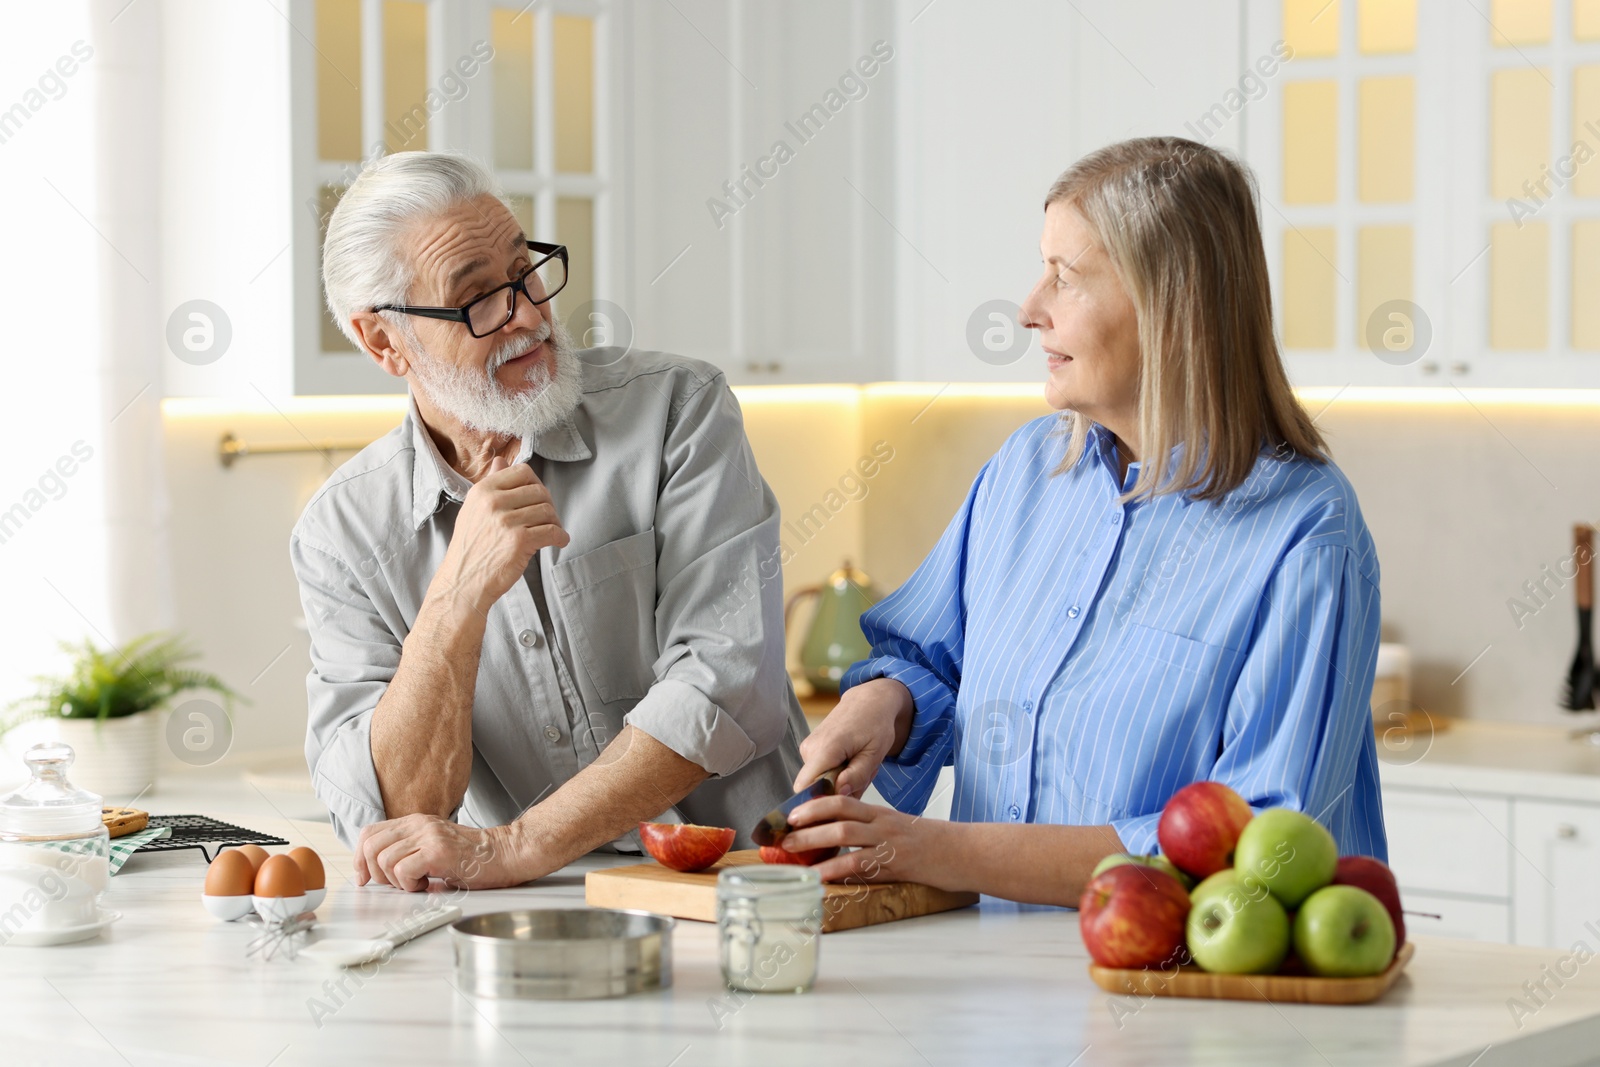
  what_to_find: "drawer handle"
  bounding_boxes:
[1557,824,1579,839]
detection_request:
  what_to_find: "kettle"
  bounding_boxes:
[784,561,882,694]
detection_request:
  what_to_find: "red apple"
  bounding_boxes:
[638,822,736,872]
[1331,855,1405,956]
[1157,781,1255,879]
[1079,863,1191,970]
[758,844,840,866]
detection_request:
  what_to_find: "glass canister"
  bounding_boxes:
[716,865,823,994]
[0,743,111,945]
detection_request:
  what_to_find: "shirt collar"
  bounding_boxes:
[407,392,592,529]
[1089,421,1215,499]
[1083,423,1135,491]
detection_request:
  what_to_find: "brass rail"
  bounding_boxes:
[218,432,375,469]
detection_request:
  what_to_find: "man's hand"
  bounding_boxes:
[780,794,953,889]
[792,677,914,799]
[437,456,569,613]
[354,814,548,891]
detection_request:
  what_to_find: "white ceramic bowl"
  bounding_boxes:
[252,894,307,923]
[304,887,326,911]
[201,893,254,922]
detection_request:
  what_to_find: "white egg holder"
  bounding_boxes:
[202,886,326,923]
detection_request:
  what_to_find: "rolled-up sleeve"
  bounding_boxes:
[1113,542,1386,859]
[841,459,993,816]
[290,534,398,847]
[622,375,790,777]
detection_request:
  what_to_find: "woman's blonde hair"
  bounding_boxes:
[1045,137,1325,501]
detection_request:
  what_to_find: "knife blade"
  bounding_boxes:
[751,767,842,847]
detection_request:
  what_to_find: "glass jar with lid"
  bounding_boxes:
[0,742,112,945]
[716,864,824,994]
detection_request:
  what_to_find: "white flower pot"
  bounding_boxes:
[36,710,163,804]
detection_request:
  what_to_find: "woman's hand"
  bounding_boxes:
[354,814,542,891]
[779,795,959,890]
[792,677,915,798]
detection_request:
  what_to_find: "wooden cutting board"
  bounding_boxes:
[584,849,978,933]
[1088,941,1415,1005]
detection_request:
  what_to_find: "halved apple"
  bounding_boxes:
[758,844,840,866]
[638,822,736,872]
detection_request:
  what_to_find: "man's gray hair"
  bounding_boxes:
[321,151,509,347]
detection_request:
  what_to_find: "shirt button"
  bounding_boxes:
[1066,606,1080,619]
[1108,513,1120,525]
[519,629,541,648]
[543,725,562,742]
[1007,805,1022,821]
[1023,699,1034,713]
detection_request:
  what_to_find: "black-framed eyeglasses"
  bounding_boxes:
[373,240,569,338]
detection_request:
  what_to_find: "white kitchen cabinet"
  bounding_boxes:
[1242,2,1600,390]
[889,0,1242,384]
[1400,891,1512,945]
[1511,799,1600,951]
[626,0,897,386]
[1383,787,1512,900]
[1377,722,1600,950]
[1382,777,1600,953]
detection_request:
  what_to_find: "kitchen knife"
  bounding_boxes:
[751,767,842,847]
[1564,523,1596,711]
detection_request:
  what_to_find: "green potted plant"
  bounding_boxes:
[2,632,240,800]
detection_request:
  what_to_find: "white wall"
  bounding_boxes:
[0,5,114,715]
[147,389,1600,784]
[160,0,296,402]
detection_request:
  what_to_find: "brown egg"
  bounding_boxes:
[287,846,325,891]
[232,844,269,872]
[203,849,256,897]
[254,854,306,898]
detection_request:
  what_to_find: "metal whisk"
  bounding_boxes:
[244,911,317,961]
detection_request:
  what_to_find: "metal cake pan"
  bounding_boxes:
[451,908,673,999]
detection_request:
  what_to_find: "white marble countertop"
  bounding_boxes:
[6,773,1600,1067]
[1379,718,1600,802]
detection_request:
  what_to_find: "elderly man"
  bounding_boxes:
[291,151,806,891]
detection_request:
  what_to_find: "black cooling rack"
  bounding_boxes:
[136,815,288,863]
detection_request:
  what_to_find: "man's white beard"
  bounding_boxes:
[406,315,584,439]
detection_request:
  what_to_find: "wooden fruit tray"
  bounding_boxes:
[1088,941,1414,1005]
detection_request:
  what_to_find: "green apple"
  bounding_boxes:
[1293,885,1396,977]
[1146,854,1194,890]
[1090,852,1195,890]
[1232,808,1337,909]
[1190,869,1235,905]
[1190,867,1271,908]
[1186,885,1290,974]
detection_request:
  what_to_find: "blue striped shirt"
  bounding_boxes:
[843,416,1387,861]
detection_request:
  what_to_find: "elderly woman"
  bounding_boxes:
[784,137,1385,905]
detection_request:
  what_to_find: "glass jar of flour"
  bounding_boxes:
[0,743,111,945]
[717,865,824,994]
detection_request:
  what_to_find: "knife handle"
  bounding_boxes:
[1577,524,1593,611]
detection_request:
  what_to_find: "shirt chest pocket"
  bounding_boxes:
[1097,622,1229,712]
[1057,622,1230,814]
[551,528,658,704]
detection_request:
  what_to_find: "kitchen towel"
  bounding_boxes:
[43,825,173,874]
[109,825,172,873]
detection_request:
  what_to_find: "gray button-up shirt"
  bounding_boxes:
[290,348,807,851]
